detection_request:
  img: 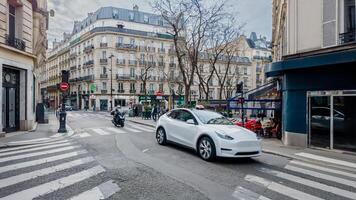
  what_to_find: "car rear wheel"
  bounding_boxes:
[198,137,216,161]
[156,128,167,145]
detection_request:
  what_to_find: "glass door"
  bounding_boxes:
[333,96,356,152]
[309,96,331,149]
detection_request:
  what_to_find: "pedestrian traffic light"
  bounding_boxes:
[236,81,244,94]
[61,70,70,83]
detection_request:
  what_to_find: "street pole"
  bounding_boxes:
[109,54,114,111]
[58,70,69,133]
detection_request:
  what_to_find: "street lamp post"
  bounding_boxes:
[109,54,114,111]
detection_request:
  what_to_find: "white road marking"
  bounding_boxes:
[0,165,105,200]
[295,152,356,169]
[0,142,73,157]
[91,129,111,136]
[290,160,356,179]
[232,186,271,200]
[131,125,155,132]
[106,127,126,134]
[77,132,91,138]
[0,140,69,153]
[0,145,80,163]
[245,174,323,200]
[68,180,121,200]
[122,126,141,133]
[142,149,149,153]
[0,150,87,173]
[0,157,95,189]
[7,138,50,145]
[259,167,356,199]
[285,164,356,188]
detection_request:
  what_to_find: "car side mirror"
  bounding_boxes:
[186,119,196,125]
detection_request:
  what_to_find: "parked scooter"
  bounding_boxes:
[111,109,125,127]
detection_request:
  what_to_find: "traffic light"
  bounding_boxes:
[236,81,244,94]
[61,70,69,83]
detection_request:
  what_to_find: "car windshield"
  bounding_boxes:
[192,109,233,125]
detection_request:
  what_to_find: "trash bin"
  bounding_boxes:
[36,103,49,124]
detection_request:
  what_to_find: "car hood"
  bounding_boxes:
[206,125,257,140]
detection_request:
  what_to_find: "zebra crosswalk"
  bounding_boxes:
[73,123,155,139]
[234,153,356,200]
[0,138,120,200]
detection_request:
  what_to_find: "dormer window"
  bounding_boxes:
[144,15,149,23]
[129,12,134,21]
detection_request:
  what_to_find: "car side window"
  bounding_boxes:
[176,110,195,122]
[167,110,178,119]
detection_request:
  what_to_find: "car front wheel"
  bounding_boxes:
[156,128,167,145]
[198,137,216,161]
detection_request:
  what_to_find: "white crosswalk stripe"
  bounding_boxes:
[91,128,112,136]
[130,124,155,132]
[77,132,91,138]
[106,127,126,134]
[295,152,356,169]
[245,174,323,200]
[0,139,121,199]
[122,126,141,133]
[69,180,121,200]
[236,155,356,200]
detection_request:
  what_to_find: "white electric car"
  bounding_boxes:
[155,108,261,161]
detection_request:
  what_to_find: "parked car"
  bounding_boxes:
[65,105,73,111]
[155,108,261,161]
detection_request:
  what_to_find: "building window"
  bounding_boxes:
[140,83,144,92]
[8,5,16,37]
[129,12,134,21]
[130,38,135,46]
[140,54,145,61]
[118,37,123,44]
[102,67,107,74]
[144,15,149,23]
[118,82,123,91]
[244,68,247,75]
[159,83,163,92]
[102,82,107,90]
[149,83,154,91]
[102,51,106,59]
[130,68,135,77]
[101,36,107,43]
[130,83,136,90]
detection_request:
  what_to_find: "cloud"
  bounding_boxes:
[47,0,271,44]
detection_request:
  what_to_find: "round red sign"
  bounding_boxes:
[59,82,70,91]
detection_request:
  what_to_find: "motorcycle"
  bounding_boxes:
[112,111,125,127]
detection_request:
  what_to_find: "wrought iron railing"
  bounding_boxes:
[5,34,25,51]
[339,30,356,44]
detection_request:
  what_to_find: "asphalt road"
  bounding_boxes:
[1,111,356,200]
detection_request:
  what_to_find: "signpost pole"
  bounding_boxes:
[58,70,69,133]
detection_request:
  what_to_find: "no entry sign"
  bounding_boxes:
[59,82,70,92]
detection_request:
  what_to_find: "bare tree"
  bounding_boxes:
[137,45,157,99]
[152,0,227,106]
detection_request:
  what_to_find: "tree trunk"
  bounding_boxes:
[219,85,223,100]
[184,85,190,107]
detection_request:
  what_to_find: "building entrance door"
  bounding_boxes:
[309,96,331,149]
[2,68,20,132]
[308,91,356,152]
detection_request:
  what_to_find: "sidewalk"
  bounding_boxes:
[0,113,73,147]
[127,117,356,166]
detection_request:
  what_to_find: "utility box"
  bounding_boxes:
[36,103,48,124]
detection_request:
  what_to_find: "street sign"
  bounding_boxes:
[59,82,70,92]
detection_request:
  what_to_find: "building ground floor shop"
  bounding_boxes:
[0,52,36,133]
[266,49,356,152]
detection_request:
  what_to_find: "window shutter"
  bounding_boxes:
[322,0,337,47]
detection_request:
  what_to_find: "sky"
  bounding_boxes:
[47,0,272,45]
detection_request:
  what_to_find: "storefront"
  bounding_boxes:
[266,48,356,152]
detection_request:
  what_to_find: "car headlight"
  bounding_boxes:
[215,131,234,140]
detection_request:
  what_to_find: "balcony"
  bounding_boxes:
[83,60,94,67]
[130,89,136,94]
[169,63,176,68]
[147,61,156,67]
[78,65,81,70]
[138,46,147,52]
[118,89,125,93]
[116,74,137,81]
[101,90,108,94]
[100,43,108,48]
[158,48,166,54]
[84,45,94,53]
[253,55,272,62]
[100,58,108,65]
[116,59,125,65]
[147,47,156,53]
[339,30,356,45]
[128,60,137,66]
[116,43,138,51]
[70,66,77,70]
[139,60,147,66]
[100,74,108,79]
[82,75,94,82]
[5,34,26,51]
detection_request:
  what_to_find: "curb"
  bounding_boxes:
[128,120,156,128]
[261,149,297,160]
